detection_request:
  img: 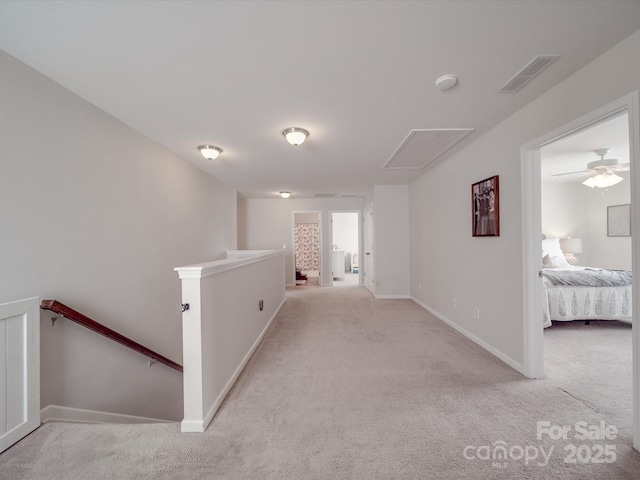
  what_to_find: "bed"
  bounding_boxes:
[541,238,632,328]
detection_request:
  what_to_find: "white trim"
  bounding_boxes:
[180,296,285,433]
[328,209,364,286]
[40,405,173,425]
[520,91,639,450]
[520,146,544,379]
[375,294,410,299]
[0,297,40,453]
[175,250,283,279]
[411,296,525,376]
[629,92,640,452]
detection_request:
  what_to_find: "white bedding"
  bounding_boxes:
[542,267,632,327]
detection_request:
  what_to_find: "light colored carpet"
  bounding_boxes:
[1,287,639,479]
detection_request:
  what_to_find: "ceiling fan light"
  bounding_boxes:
[582,172,623,188]
[198,145,222,160]
[282,127,309,146]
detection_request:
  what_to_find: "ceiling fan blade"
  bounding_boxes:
[610,163,630,171]
[550,170,591,177]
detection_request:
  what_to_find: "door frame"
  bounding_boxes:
[521,91,640,450]
[328,210,363,286]
[363,203,375,295]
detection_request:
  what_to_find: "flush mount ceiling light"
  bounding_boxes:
[435,74,458,91]
[197,145,223,160]
[282,127,309,146]
[279,191,292,199]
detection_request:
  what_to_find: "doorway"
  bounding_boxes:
[293,211,321,287]
[521,92,640,450]
[330,211,360,287]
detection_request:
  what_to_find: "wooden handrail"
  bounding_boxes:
[40,300,183,373]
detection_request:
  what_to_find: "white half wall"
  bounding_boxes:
[409,29,640,368]
[0,49,237,421]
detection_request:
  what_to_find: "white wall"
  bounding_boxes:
[541,183,590,263]
[586,173,632,269]
[238,197,364,285]
[409,29,640,369]
[542,178,631,269]
[373,185,410,298]
[0,50,237,421]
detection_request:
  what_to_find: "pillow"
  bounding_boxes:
[542,238,571,268]
[543,254,569,269]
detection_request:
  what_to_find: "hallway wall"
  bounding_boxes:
[409,29,640,370]
[0,50,237,420]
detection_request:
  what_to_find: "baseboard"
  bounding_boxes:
[375,294,410,299]
[410,296,525,376]
[41,405,174,425]
[183,296,286,433]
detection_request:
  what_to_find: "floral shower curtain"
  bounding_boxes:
[295,223,319,271]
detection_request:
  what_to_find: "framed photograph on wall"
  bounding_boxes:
[607,204,631,237]
[472,175,500,237]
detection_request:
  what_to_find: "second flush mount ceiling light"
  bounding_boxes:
[282,127,309,146]
[198,145,223,160]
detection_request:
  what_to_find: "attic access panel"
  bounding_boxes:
[383,128,474,169]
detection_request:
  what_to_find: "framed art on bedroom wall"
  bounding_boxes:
[607,204,631,237]
[472,175,500,237]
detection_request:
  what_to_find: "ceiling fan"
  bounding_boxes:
[551,148,629,188]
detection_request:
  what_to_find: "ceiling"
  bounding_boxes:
[1,1,639,198]
[541,113,630,184]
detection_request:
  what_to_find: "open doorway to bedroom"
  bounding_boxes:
[521,92,640,450]
[293,211,321,288]
[330,211,360,287]
[540,113,632,436]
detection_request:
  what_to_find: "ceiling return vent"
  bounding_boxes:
[383,129,474,170]
[498,55,560,93]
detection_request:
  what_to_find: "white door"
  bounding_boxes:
[363,205,375,293]
[0,297,40,453]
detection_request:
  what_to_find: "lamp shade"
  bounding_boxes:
[560,237,582,254]
[279,191,291,199]
[282,127,309,146]
[582,172,623,188]
[198,145,222,160]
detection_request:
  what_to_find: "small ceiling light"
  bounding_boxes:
[198,145,222,160]
[282,127,309,146]
[435,74,458,91]
[279,191,292,199]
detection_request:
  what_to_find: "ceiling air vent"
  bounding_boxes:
[314,193,336,198]
[498,55,560,93]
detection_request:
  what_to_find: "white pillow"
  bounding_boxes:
[543,254,569,269]
[542,238,571,268]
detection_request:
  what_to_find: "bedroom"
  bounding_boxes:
[541,112,632,323]
[540,112,632,430]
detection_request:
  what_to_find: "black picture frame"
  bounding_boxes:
[472,175,500,237]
